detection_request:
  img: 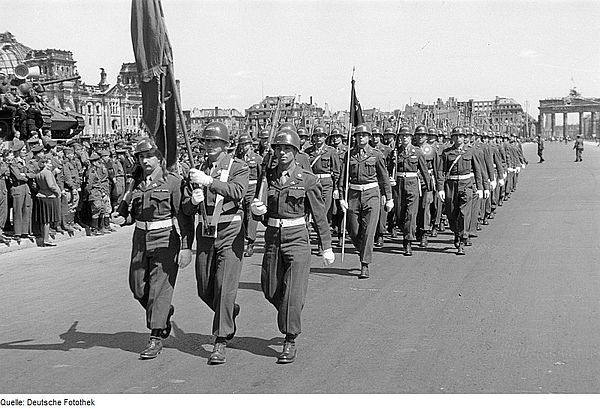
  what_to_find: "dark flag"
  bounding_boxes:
[350,78,364,127]
[131,0,177,167]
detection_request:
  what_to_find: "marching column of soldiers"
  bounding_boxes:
[0,119,529,366]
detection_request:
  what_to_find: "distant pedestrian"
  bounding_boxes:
[573,134,584,162]
[537,135,545,163]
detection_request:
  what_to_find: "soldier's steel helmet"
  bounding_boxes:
[428,127,437,136]
[330,127,343,137]
[398,125,412,136]
[272,129,301,151]
[371,127,383,136]
[297,127,309,137]
[383,127,395,136]
[414,125,427,135]
[353,123,371,136]
[238,133,252,145]
[134,138,159,155]
[312,125,327,136]
[259,129,270,139]
[202,121,230,143]
[278,122,297,133]
[451,127,467,136]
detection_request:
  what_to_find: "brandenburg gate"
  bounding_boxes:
[538,89,600,140]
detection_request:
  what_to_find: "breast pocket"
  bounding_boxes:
[267,187,279,213]
[320,157,331,170]
[286,188,305,213]
[460,154,473,172]
[365,157,377,176]
[131,191,144,217]
[150,190,171,216]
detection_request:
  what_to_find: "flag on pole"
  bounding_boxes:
[350,78,364,127]
[131,0,177,167]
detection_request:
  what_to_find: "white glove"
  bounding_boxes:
[522,163,526,169]
[250,198,267,216]
[339,199,349,212]
[110,211,125,225]
[191,188,204,205]
[332,190,339,200]
[438,190,445,201]
[476,190,483,199]
[178,249,192,269]
[490,180,497,190]
[384,199,394,212]
[516,166,521,174]
[498,178,505,186]
[484,189,490,199]
[322,248,335,266]
[503,172,507,179]
[189,168,213,186]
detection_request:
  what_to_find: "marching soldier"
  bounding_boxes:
[370,127,392,247]
[235,132,263,257]
[339,123,393,278]
[383,126,398,239]
[413,126,437,247]
[392,126,431,256]
[181,121,249,365]
[305,125,341,254]
[297,127,312,152]
[467,129,490,244]
[116,138,186,360]
[329,127,348,245]
[250,129,334,364]
[437,127,486,255]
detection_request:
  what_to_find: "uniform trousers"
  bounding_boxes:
[482,192,492,219]
[491,184,501,210]
[432,190,443,228]
[417,190,434,234]
[394,177,419,241]
[242,184,259,243]
[129,228,180,330]
[505,171,515,196]
[387,182,398,233]
[11,184,32,235]
[262,224,310,336]
[111,179,126,207]
[468,194,481,234]
[195,219,244,338]
[0,183,7,232]
[90,193,112,218]
[444,180,473,240]
[346,186,380,264]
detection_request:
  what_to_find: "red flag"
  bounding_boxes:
[350,78,364,127]
[131,0,177,167]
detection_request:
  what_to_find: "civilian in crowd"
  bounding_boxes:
[34,156,61,246]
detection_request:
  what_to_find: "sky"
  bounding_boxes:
[4,0,600,117]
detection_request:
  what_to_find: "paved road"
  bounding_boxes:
[1,142,599,393]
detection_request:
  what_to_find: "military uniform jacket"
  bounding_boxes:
[304,144,341,189]
[86,163,110,200]
[437,145,485,192]
[63,160,80,191]
[340,145,392,199]
[239,151,263,182]
[489,144,506,180]
[126,168,183,251]
[264,163,332,250]
[0,160,9,194]
[419,142,440,189]
[471,142,491,185]
[181,153,249,223]
[395,144,433,191]
[9,158,35,187]
[113,159,125,183]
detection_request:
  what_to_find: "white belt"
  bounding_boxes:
[315,173,331,179]
[447,173,473,181]
[507,167,515,172]
[397,172,418,178]
[267,217,306,228]
[205,214,242,224]
[135,218,174,230]
[248,180,257,185]
[348,182,378,191]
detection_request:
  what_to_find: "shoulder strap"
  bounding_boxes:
[210,158,234,229]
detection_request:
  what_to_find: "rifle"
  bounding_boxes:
[255,97,283,202]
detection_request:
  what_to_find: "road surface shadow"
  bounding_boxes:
[238,281,262,292]
[0,321,284,360]
[310,267,361,278]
